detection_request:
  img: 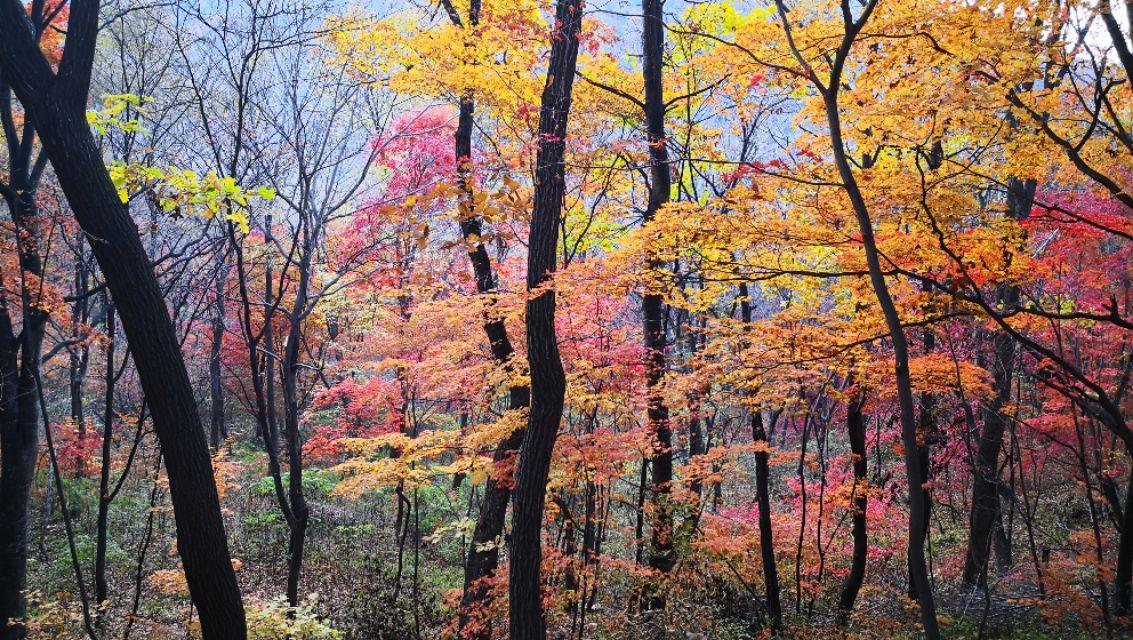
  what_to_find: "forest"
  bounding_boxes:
[0,0,1131,638]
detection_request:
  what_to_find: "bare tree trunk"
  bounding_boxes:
[209,254,228,450]
[94,301,115,612]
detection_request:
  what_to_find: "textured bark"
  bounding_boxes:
[0,3,246,636]
[962,178,1034,587]
[441,4,538,637]
[640,0,675,611]
[508,0,582,636]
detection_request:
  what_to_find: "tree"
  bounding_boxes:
[508,0,583,636]
[0,1,245,638]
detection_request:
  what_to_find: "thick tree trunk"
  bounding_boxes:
[837,394,868,622]
[0,286,44,640]
[0,90,47,639]
[1116,470,1133,614]
[0,59,246,639]
[508,1,582,636]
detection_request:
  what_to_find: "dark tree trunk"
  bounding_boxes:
[281,229,313,607]
[962,178,1034,587]
[0,6,246,634]
[837,393,868,623]
[751,410,783,631]
[1116,470,1133,614]
[94,302,116,611]
[640,0,675,612]
[69,251,90,434]
[508,0,582,636]
[0,72,48,640]
[739,284,782,631]
[0,204,46,640]
[209,256,227,450]
[821,85,940,637]
[446,3,536,634]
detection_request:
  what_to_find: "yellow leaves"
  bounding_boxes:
[86,93,149,135]
[107,163,274,233]
[325,0,546,126]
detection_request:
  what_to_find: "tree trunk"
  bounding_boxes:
[0,80,48,639]
[740,284,782,631]
[448,1,536,630]
[94,302,116,611]
[962,178,1034,587]
[508,1,582,636]
[209,256,227,450]
[0,32,246,633]
[640,0,675,612]
[822,88,940,638]
[837,393,868,623]
[281,230,313,607]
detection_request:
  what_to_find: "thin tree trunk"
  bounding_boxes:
[962,178,1034,587]
[837,393,868,623]
[821,84,940,637]
[209,254,227,450]
[94,301,116,612]
[281,230,313,607]
[739,283,782,631]
[445,2,536,635]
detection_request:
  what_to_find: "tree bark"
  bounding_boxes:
[508,0,582,636]
[640,0,675,612]
[739,284,782,632]
[821,85,940,638]
[209,255,227,451]
[0,4,246,635]
[0,70,48,640]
